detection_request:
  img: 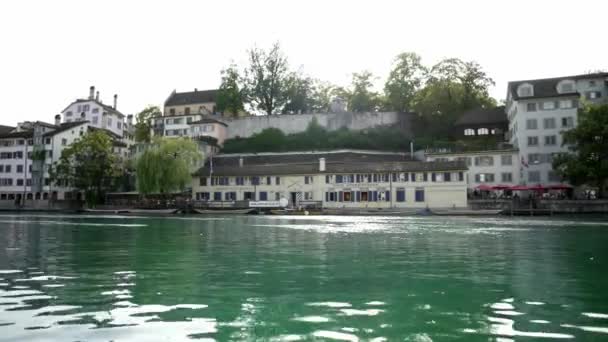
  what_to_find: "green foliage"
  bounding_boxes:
[49,130,122,207]
[134,106,161,143]
[553,104,608,197]
[136,137,202,195]
[384,52,427,112]
[244,42,289,115]
[348,71,380,112]
[216,64,245,116]
[222,119,414,153]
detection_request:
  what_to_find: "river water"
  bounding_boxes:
[0,214,607,341]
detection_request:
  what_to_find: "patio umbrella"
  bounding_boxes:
[528,184,546,191]
[475,184,493,191]
[549,184,572,190]
[491,184,511,190]
[509,185,530,191]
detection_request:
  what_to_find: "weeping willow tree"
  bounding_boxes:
[135,137,202,195]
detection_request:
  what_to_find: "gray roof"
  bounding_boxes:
[508,72,608,100]
[194,151,466,176]
[165,89,218,107]
[455,106,507,126]
[0,125,15,135]
[42,121,89,137]
[62,99,125,117]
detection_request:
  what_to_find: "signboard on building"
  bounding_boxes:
[249,198,288,208]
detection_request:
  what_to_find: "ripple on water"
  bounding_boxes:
[307,302,352,308]
[292,315,331,323]
[582,312,608,319]
[312,330,359,341]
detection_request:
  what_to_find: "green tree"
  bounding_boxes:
[348,71,380,112]
[310,81,335,113]
[50,130,122,207]
[134,105,161,143]
[283,72,315,114]
[384,52,427,112]
[136,137,202,195]
[216,63,245,116]
[244,42,289,115]
[553,104,608,198]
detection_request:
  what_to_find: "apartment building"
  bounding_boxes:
[192,150,468,209]
[506,72,608,185]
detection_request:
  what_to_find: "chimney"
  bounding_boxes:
[194,88,198,92]
[127,114,133,126]
[239,157,244,168]
[319,157,326,172]
[54,114,61,125]
[89,86,95,100]
[113,94,117,110]
[95,91,100,101]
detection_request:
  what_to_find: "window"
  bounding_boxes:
[187,117,193,124]
[475,173,495,183]
[543,118,556,129]
[528,153,541,164]
[464,128,475,136]
[199,177,207,186]
[501,155,512,166]
[501,172,513,182]
[559,100,573,109]
[542,101,556,110]
[559,82,574,93]
[17,165,23,173]
[5,165,10,172]
[17,179,23,186]
[65,111,73,117]
[415,188,425,202]
[275,177,280,185]
[275,192,282,201]
[586,91,602,99]
[169,108,175,115]
[396,188,406,202]
[518,85,532,97]
[528,171,541,183]
[548,171,561,182]
[92,108,99,113]
[107,118,112,127]
[117,121,122,129]
[477,128,489,135]
[526,103,537,112]
[45,137,51,144]
[259,192,268,201]
[335,175,343,183]
[544,135,557,146]
[526,119,538,130]
[304,176,313,184]
[474,156,494,166]
[527,136,539,146]
[561,117,574,128]
[213,192,222,201]
[185,107,190,114]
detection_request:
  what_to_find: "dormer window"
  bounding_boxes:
[517,83,533,97]
[558,80,575,93]
[464,128,475,136]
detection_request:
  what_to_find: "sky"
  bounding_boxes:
[0,0,606,125]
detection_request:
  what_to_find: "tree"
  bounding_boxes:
[553,104,608,198]
[216,63,245,116]
[310,81,335,113]
[282,72,315,114]
[136,137,202,195]
[348,71,380,112]
[384,52,427,112]
[244,42,289,115]
[134,105,161,143]
[49,130,122,207]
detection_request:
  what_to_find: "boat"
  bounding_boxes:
[127,208,180,215]
[431,209,502,216]
[269,209,324,215]
[194,208,254,215]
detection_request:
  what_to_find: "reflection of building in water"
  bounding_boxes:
[193,150,468,209]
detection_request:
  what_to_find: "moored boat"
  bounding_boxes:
[194,208,254,215]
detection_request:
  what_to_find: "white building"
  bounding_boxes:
[425,149,520,191]
[506,73,608,185]
[192,150,468,209]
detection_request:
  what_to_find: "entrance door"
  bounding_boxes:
[290,192,297,208]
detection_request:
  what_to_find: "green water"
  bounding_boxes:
[0,214,607,341]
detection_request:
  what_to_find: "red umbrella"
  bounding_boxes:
[492,184,511,190]
[475,184,493,191]
[549,184,572,190]
[528,184,546,191]
[509,185,530,191]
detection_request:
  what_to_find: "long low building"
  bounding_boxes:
[192,150,468,209]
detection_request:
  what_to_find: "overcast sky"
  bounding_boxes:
[1,0,606,125]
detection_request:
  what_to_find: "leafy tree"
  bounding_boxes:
[310,81,335,113]
[136,137,202,195]
[553,104,608,198]
[244,42,289,115]
[216,63,245,116]
[384,52,427,112]
[50,130,122,207]
[348,71,380,112]
[283,72,315,114]
[134,106,161,143]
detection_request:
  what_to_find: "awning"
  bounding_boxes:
[491,184,511,190]
[475,184,493,191]
[548,184,572,190]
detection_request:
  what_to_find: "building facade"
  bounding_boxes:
[425,149,520,190]
[192,150,468,209]
[506,73,608,185]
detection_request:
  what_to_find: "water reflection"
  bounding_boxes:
[0,214,606,340]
